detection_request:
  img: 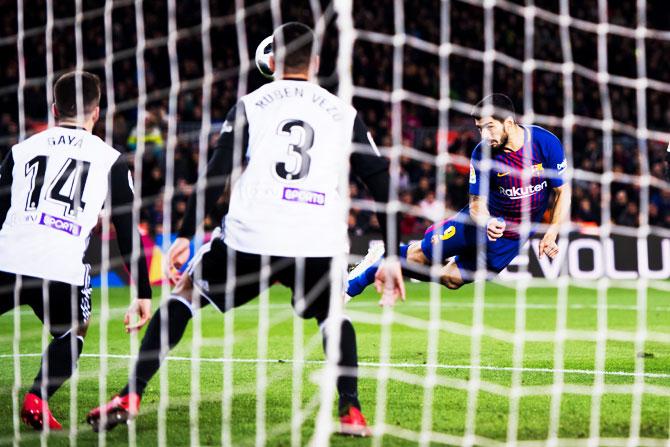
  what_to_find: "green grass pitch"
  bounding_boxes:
[0,282,669,446]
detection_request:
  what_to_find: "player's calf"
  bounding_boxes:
[440,261,465,290]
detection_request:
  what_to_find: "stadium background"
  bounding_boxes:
[1,1,669,248]
[0,1,669,446]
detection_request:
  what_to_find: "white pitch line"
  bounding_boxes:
[2,353,669,379]
[9,301,670,316]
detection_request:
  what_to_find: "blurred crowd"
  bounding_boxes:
[0,0,668,238]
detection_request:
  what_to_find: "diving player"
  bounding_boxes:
[348,93,571,299]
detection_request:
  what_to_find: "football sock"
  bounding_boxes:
[29,333,84,400]
[121,297,193,397]
[319,317,361,416]
[346,261,380,296]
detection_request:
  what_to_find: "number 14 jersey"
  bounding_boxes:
[0,126,121,286]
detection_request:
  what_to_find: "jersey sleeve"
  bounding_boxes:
[177,102,248,238]
[468,144,482,196]
[543,133,567,188]
[0,149,14,229]
[109,156,152,299]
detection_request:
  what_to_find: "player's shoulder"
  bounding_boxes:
[528,125,562,146]
[470,141,483,160]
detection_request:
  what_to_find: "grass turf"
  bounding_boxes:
[0,282,669,446]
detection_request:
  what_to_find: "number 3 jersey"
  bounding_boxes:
[177,79,391,258]
[0,126,152,295]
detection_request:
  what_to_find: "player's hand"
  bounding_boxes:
[167,237,191,284]
[539,229,559,259]
[374,258,406,307]
[486,217,505,241]
[124,298,152,333]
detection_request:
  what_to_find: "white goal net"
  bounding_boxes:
[1,0,669,446]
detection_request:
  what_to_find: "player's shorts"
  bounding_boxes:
[0,268,92,337]
[186,234,339,321]
[420,206,528,283]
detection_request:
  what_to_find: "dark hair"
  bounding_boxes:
[272,22,316,73]
[54,71,101,119]
[471,93,516,123]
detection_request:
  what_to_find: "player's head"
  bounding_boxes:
[471,93,516,149]
[270,22,318,78]
[53,71,101,124]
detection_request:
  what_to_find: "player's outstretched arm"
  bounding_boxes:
[539,184,571,259]
[108,157,153,332]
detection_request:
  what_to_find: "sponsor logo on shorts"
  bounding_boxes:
[498,181,548,200]
[39,213,81,236]
[282,187,325,206]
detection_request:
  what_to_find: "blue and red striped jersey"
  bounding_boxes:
[468,125,567,238]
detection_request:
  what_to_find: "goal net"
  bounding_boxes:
[1,0,669,446]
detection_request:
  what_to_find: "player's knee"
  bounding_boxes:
[443,277,463,290]
[440,264,465,290]
[76,320,90,338]
[406,243,429,265]
[171,273,194,300]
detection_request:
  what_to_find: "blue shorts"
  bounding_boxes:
[420,207,527,283]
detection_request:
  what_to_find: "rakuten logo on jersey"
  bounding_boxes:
[498,181,548,200]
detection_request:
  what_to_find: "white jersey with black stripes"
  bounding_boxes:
[224,79,359,257]
[0,126,121,286]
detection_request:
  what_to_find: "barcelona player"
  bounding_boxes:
[348,94,571,299]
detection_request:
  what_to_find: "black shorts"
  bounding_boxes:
[186,236,339,321]
[0,269,92,338]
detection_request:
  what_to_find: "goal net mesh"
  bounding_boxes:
[1,0,669,446]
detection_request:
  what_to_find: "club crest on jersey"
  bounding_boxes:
[38,212,81,236]
[531,163,544,177]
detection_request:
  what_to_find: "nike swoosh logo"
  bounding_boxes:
[497,171,511,177]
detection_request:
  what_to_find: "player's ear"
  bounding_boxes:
[268,55,276,74]
[503,116,515,131]
[52,103,59,119]
[91,106,100,124]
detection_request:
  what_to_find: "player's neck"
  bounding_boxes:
[503,124,525,152]
[56,119,93,133]
[279,73,309,81]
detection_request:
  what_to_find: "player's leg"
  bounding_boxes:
[21,276,92,430]
[287,257,369,436]
[444,236,525,287]
[347,207,475,297]
[88,237,264,431]
[0,271,19,316]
